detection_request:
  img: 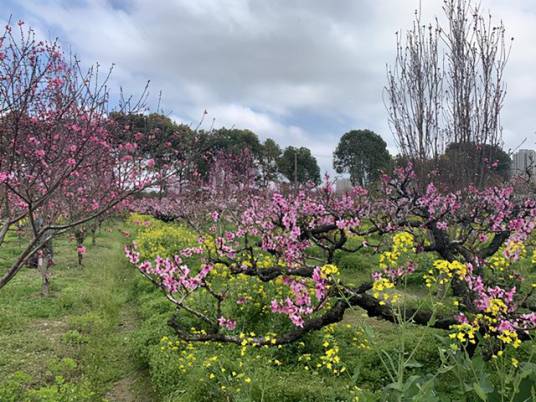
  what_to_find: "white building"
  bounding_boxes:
[511,149,536,179]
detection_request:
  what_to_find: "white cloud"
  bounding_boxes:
[6,0,536,172]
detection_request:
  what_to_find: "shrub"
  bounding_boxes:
[129,214,198,260]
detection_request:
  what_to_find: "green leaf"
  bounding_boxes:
[351,367,361,383]
[437,364,455,374]
[405,360,423,368]
[384,382,404,392]
[473,383,490,401]
[514,365,536,402]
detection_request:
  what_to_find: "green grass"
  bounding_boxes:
[0,222,156,401]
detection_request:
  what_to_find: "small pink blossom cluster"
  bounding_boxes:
[381,262,416,282]
[0,171,10,183]
[217,316,237,331]
[516,313,536,330]
[470,280,517,314]
[271,277,314,327]
[312,267,329,300]
[454,263,536,335]
[418,183,460,222]
[458,272,536,335]
[124,246,213,293]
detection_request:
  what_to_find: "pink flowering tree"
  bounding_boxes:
[0,21,165,293]
[127,163,536,356]
[108,112,202,199]
[55,151,136,266]
[130,149,259,227]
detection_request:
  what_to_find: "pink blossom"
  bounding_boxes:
[0,171,9,183]
[217,316,237,331]
[456,313,469,324]
[436,221,448,230]
[211,211,219,222]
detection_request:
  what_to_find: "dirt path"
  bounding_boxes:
[104,308,157,402]
[102,243,159,402]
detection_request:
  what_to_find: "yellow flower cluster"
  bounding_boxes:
[238,331,278,356]
[210,263,229,278]
[488,253,509,271]
[505,241,526,260]
[317,325,346,375]
[490,350,521,368]
[296,325,349,375]
[352,328,370,350]
[203,355,219,368]
[479,298,521,348]
[424,259,467,288]
[320,345,342,372]
[488,241,527,271]
[392,232,415,254]
[238,254,283,270]
[204,357,254,394]
[485,298,507,316]
[379,252,398,270]
[450,309,523,353]
[449,322,479,350]
[379,232,415,269]
[298,352,313,369]
[160,336,197,373]
[202,236,216,253]
[132,215,197,260]
[497,329,521,348]
[320,264,339,278]
[128,212,157,227]
[207,365,252,388]
[481,298,522,349]
[372,278,396,305]
[161,334,259,394]
[257,255,276,269]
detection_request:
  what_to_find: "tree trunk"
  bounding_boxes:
[77,247,84,266]
[75,229,85,267]
[91,224,97,246]
[37,251,51,296]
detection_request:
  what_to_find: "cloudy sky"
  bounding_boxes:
[3,0,536,174]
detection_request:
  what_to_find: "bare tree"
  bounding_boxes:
[385,8,442,162]
[385,0,512,188]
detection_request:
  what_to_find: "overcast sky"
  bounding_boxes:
[3,0,536,175]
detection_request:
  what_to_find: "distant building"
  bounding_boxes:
[511,149,536,179]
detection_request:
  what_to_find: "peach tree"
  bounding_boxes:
[126,164,536,363]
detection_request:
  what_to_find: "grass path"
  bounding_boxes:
[0,223,156,401]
